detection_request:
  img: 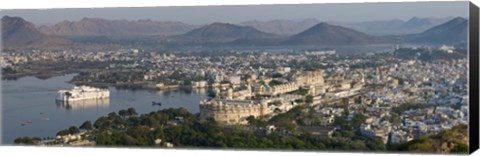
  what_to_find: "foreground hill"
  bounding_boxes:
[391,124,468,154]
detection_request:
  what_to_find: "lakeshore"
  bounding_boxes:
[2,74,207,144]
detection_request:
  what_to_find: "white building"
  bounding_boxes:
[56,86,110,101]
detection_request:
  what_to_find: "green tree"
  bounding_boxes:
[268,80,283,86]
[271,73,283,78]
[79,120,93,131]
[108,112,117,120]
[64,91,72,101]
[451,143,468,153]
[94,116,111,129]
[68,126,80,134]
[351,113,366,128]
[258,80,265,85]
[351,140,368,151]
[119,109,129,118]
[56,129,70,136]
[390,113,401,127]
[127,107,138,116]
[14,137,41,145]
[305,95,314,104]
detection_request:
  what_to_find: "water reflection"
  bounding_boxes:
[55,98,110,110]
[154,88,207,96]
[3,74,207,144]
[193,88,207,94]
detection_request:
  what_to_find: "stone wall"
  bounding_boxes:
[199,99,270,124]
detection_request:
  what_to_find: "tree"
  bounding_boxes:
[122,135,137,145]
[68,126,80,134]
[119,109,129,117]
[94,116,111,129]
[258,80,265,85]
[14,137,41,145]
[207,90,216,98]
[271,73,283,78]
[351,140,368,151]
[127,107,138,116]
[56,129,70,136]
[80,120,93,131]
[108,112,117,120]
[268,80,283,86]
[451,143,468,153]
[390,113,401,127]
[351,113,366,128]
[305,95,314,104]
[246,115,267,127]
[64,91,72,101]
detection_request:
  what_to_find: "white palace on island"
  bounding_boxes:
[56,85,110,102]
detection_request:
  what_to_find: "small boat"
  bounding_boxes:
[152,101,162,106]
[26,120,32,123]
[21,123,26,126]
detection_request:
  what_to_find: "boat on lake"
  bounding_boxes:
[152,101,162,106]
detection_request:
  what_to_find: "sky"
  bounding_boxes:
[0,1,469,25]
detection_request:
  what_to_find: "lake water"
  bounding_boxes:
[1,74,207,144]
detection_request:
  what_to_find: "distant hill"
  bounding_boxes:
[402,17,468,45]
[2,16,70,48]
[38,17,196,37]
[172,22,279,44]
[399,17,452,32]
[7,15,467,50]
[333,17,453,36]
[240,18,320,36]
[2,16,46,46]
[240,17,453,36]
[283,22,388,45]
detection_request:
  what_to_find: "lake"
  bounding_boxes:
[1,74,207,144]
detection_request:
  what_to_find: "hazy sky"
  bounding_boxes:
[0,1,469,25]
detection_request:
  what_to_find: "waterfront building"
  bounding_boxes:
[56,86,110,101]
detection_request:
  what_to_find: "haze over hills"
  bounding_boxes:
[170,22,279,44]
[37,17,196,37]
[284,22,388,45]
[29,16,456,39]
[402,17,468,45]
[240,18,321,36]
[2,16,70,48]
[334,16,454,36]
[241,17,454,36]
[2,16,46,46]
[1,16,469,50]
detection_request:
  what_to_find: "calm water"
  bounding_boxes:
[1,74,207,144]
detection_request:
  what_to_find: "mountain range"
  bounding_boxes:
[1,16,469,50]
[37,17,196,37]
[241,17,454,36]
[401,17,468,44]
[284,22,387,45]
[170,22,279,44]
[2,16,71,48]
